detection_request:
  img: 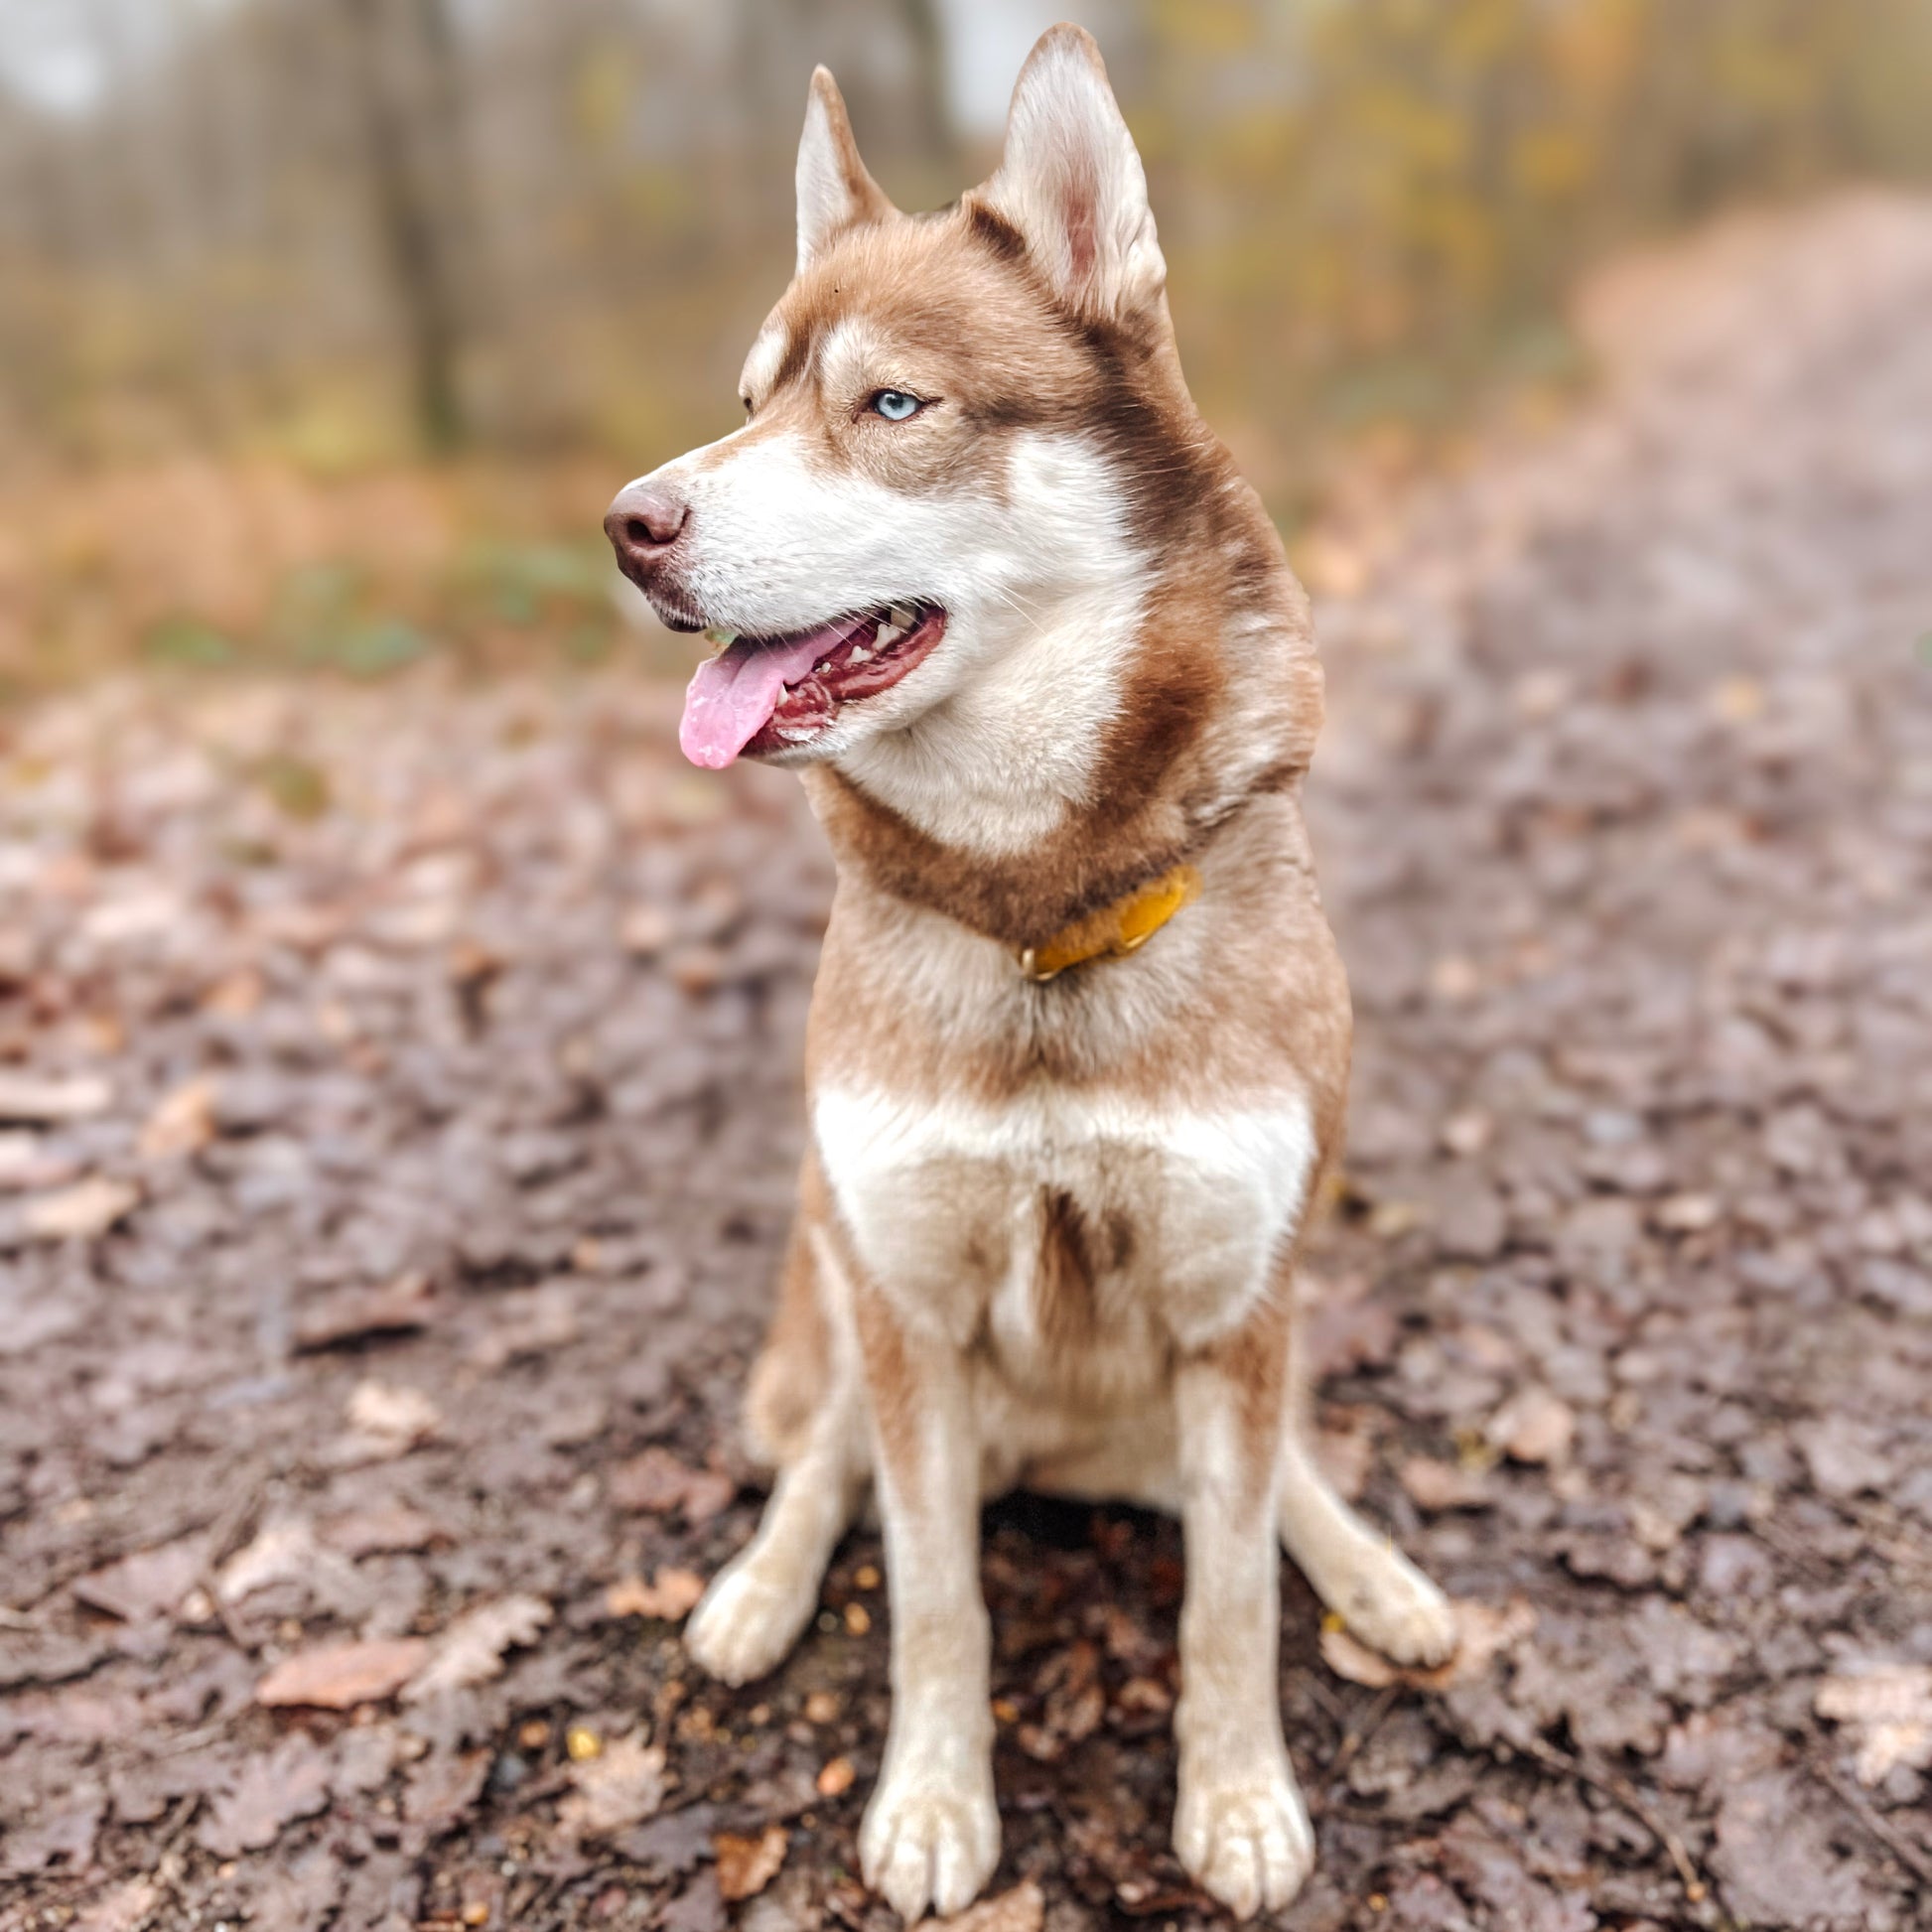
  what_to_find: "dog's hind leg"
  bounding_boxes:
[687,1189,868,1687]
[1276,1429,1454,1665]
[1274,1314,1455,1667]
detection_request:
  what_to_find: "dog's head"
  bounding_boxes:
[608,26,1207,789]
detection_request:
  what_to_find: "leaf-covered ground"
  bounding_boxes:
[4,195,1931,1932]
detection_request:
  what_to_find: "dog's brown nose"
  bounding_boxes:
[605,482,689,584]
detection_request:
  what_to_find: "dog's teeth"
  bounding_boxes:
[872,627,899,648]
[776,725,816,742]
[702,627,737,657]
[889,605,914,628]
[847,645,872,663]
[814,661,830,675]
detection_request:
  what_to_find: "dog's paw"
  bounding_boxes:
[684,1556,816,1687]
[1333,1549,1457,1669]
[1174,1762,1315,1920]
[859,1773,1001,1922]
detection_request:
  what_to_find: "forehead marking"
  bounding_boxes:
[818,316,887,395]
[740,320,787,399]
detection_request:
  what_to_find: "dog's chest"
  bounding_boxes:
[814,1084,1314,1400]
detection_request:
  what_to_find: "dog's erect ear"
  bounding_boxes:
[977,25,1166,325]
[795,67,895,273]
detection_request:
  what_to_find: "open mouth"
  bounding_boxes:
[677,602,946,768]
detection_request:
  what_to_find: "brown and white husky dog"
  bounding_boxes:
[605,25,1453,1921]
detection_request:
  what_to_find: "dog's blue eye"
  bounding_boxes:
[871,390,922,421]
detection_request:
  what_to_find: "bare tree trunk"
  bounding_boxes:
[339,0,470,453]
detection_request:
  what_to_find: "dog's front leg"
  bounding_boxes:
[853,1285,1000,1921]
[1172,1329,1315,1919]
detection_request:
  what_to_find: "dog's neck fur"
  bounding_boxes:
[804,396,1323,955]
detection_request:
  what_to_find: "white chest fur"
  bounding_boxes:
[813,1083,1315,1400]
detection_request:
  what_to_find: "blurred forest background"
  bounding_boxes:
[4,0,1932,697]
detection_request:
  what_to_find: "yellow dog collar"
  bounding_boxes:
[1017,864,1201,982]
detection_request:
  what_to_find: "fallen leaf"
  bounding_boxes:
[200,967,264,1017]
[1038,1638,1103,1744]
[296,1274,435,1351]
[1,1779,104,1875]
[1437,1815,1592,1931]
[668,943,728,993]
[1430,955,1481,1002]
[405,1593,551,1702]
[23,1175,140,1241]
[334,1726,400,1796]
[1713,1770,1869,1926]
[198,1734,333,1856]
[248,1850,346,1932]
[659,1870,725,1932]
[1301,1295,1399,1379]
[816,1756,855,1797]
[446,937,501,985]
[1318,1625,1401,1690]
[1487,1386,1576,1465]
[402,1744,490,1831]
[1815,1663,1932,1784]
[558,1732,666,1837]
[1439,1109,1495,1156]
[467,1282,578,1369]
[216,1518,324,1603]
[607,1447,735,1523]
[138,1076,218,1159]
[256,1637,429,1710]
[605,1569,705,1621]
[620,904,673,955]
[714,1824,787,1902]
[345,1379,442,1446]
[1398,1455,1492,1512]
[0,1130,80,1193]
[922,1880,1045,1932]
[1321,1596,1537,1693]
[1436,1184,1508,1261]
[1713,675,1765,722]
[0,1072,112,1122]
[71,1877,158,1932]
[319,1502,444,1557]
[1655,1191,1722,1233]
[1116,1675,1173,1721]
[71,1536,210,1621]
[1794,1417,1894,1499]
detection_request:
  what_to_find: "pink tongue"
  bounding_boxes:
[678,623,847,768]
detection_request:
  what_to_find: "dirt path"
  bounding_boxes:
[4,194,1931,1932]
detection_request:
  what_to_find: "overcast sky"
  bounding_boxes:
[0,0,1095,134]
